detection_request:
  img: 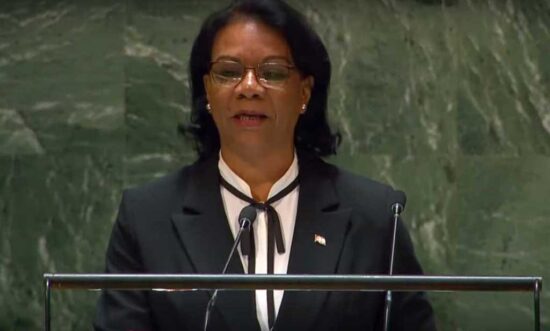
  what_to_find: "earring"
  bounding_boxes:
[206,103,212,112]
[301,104,307,114]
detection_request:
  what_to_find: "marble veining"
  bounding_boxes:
[0,0,548,330]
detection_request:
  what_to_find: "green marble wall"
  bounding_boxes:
[1,0,549,330]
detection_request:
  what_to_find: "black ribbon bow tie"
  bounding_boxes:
[220,175,299,257]
[219,174,300,329]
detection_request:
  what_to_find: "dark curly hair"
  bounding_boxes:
[182,0,340,160]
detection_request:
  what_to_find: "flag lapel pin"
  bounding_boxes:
[314,234,326,246]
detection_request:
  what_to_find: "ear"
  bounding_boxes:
[300,76,314,106]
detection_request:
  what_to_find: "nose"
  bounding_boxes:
[235,68,265,99]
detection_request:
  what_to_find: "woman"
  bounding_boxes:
[94,0,436,330]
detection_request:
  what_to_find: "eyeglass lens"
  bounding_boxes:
[210,62,291,87]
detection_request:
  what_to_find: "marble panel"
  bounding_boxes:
[0,153,122,330]
[449,155,550,329]
[331,152,458,329]
[0,0,549,330]
[0,80,124,154]
[453,1,550,155]
[332,153,550,329]
[122,0,209,186]
[296,0,460,156]
[0,0,126,155]
[0,0,124,82]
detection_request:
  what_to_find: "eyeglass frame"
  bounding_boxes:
[207,60,298,89]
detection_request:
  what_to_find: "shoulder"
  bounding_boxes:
[332,163,394,222]
[124,165,190,202]
[120,157,208,214]
[304,154,394,208]
[302,154,397,233]
[332,164,393,208]
[329,161,391,194]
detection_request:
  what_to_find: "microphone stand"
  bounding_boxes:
[383,199,405,331]
[203,216,253,331]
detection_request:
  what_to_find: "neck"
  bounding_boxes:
[220,145,295,201]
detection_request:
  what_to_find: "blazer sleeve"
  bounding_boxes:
[382,216,438,331]
[93,191,156,331]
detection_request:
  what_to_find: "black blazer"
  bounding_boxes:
[94,152,436,331]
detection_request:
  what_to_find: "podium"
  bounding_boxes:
[43,273,542,330]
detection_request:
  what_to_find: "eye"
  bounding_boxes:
[260,64,290,82]
[211,62,243,81]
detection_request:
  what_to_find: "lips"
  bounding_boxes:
[233,111,268,119]
[232,111,268,127]
[235,114,267,120]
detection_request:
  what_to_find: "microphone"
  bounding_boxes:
[383,190,407,331]
[203,205,257,331]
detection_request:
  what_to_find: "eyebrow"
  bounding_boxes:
[212,55,293,64]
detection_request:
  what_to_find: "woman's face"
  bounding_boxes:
[204,18,313,155]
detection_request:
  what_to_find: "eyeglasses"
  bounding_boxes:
[209,60,296,89]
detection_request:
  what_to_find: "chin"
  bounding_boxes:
[226,138,285,154]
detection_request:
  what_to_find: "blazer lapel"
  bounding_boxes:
[171,155,260,331]
[275,154,352,330]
